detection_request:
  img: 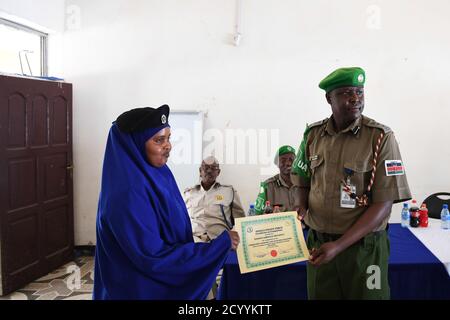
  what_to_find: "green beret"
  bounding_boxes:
[278,145,296,156]
[319,67,365,93]
[274,145,296,165]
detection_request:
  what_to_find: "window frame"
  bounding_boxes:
[0,18,49,77]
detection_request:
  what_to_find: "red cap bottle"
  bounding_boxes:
[419,203,429,228]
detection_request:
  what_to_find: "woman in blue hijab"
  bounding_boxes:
[93,105,239,300]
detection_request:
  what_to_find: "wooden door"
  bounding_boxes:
[0,75,74,295]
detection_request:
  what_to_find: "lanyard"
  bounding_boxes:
[220,188,235,229]
[341,131,385,207]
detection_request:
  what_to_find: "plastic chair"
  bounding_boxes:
[422,192,450,219]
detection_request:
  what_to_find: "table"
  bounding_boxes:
[217,223,450,300]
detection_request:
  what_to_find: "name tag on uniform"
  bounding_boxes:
[385,160,405,176]
[340,183,356,208]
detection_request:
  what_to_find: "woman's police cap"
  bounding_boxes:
[116,105,170,133]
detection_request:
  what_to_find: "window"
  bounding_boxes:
[0,18,48,77]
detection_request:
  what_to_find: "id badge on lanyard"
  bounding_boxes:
[340,169,356,209]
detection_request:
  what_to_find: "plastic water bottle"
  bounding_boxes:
[441,204,450,230]
[401,203,410,228]
[248,204,256,216]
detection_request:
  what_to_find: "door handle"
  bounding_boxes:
[66,165,74,170]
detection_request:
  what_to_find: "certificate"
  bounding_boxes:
[235,211,309,274]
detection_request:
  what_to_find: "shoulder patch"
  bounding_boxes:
[363,117,392,134]
[308,118,328,129]
[385,160,405,176]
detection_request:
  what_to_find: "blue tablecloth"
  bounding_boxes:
[217,223,450,300]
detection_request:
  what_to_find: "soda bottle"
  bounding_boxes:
[409,199,420,228]
[248,204,256,216]
[441,204,450,230]
[401,203,410,228]
[263,201,273,214]
[419,203,428,228]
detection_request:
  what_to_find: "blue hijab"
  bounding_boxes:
[93,123,231,300]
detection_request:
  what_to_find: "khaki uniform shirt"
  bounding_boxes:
[184,182,245,241]
[264,174,302,212]
[297,115,411,234]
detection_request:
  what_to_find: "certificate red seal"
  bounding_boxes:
[235,211,310,273]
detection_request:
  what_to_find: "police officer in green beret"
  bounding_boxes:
[255,145,302,214]
[291,67,411,299]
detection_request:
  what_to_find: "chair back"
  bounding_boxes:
[422,192,450,219]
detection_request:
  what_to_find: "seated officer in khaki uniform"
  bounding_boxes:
[184,156,245,243]
[184,156,245,299]
[255,145,302,214]
[291,67,411,300]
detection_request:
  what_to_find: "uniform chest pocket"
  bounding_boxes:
[310,156,324,173]
[212,193,232,207]
[344,159,373,195]
[309,155,325,185]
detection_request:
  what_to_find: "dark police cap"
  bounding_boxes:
[116,105,170,133]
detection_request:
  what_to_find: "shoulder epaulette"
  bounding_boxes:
[264,176,278,185]
[308,118,328,130]
[363,116,392,134]
[184,185,200,193]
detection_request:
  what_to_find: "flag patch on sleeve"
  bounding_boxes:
[385,160,405,176]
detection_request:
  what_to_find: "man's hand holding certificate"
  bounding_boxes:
[234,211,309,273]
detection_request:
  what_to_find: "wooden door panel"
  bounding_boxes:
[42,154,68,201]
[43,205,70,256]
[30,95,49,148]
[7,94,27,149]
[5,213,40,273]
[8,157,37,210]
[51,96,68,146]
[3,214,41,294]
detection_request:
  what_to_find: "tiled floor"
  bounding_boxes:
[0,256,94,300]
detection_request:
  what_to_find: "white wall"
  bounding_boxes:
[4,0,450,244]
[0,0,65,32]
